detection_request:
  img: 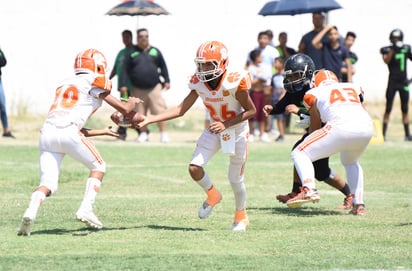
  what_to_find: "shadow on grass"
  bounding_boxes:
[147,225,205,231]
[29,225,145,236]
[397,222,412,227]
[28,224,205,236]
[249,206,343,216]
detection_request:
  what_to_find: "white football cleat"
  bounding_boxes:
[232,219,249,232]
[198,202,214,219]
[232,210,249,232]
[76,209,103,229]
[198,186,222,219]
[17,217,34,236]
[17,208,36,236]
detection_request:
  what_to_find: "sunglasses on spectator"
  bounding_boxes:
[138,35,149,38]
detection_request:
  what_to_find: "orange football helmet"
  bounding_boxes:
[194,41,229,82]
[74,49,107,76]
[312,69,338,87]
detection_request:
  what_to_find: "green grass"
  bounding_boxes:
[1,110,412,271]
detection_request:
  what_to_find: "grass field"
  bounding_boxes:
[0,106,411,271]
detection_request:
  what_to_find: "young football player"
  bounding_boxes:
[137,41,256,231]
[263,54,354,210]
[17,49,142,236]
[291,69,373,214]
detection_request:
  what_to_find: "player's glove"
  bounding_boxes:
[295,114,310,129]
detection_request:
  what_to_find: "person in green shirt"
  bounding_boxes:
[110,30,135,140]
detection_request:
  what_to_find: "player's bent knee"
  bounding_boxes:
[39,179,58,195]
[188,164,203,180]
[230,180,244,194]
[91,161,106,173]
[316,169,335,182]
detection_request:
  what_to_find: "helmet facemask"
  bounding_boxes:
[283,66,311,93]
[390,29,403,43]
[195,59,223,82]
[283,54,315,94]
[194,41,228,83]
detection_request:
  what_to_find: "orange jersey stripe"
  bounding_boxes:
[297,125,330,151]
[79,132,104,164]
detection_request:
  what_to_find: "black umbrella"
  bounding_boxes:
[106,0,170,16]
[259,0,342,16]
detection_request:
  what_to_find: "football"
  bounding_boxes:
[110,111,144,128]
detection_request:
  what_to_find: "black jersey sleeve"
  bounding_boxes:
[380,46,391,55]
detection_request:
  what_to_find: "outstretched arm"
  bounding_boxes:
[81,126,120,138]
[104,94,143,115]
[137,89,199,128]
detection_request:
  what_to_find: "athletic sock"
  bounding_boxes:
[340,183,351,196]
[382,123,388,138]
[292,181,301,193]
[403,123,410,137]
[197,173,212,192]
[26,190,46,219]
[80,178,101,211]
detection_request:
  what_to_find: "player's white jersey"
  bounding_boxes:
[188,69,252,124]
[303,82,371,126]
[45,73,111,129]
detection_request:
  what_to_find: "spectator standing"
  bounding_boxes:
[265,29,275,47]
[120,28,170,143]
[298,12,327,70]
[288,69,373,215]
[312,24,352,82]
[246,30,280,135]
[247,49,272,142]
[245,30,280,76]
[270,57,286,142]
[275,32,297,131]
[341,31,358,83]
[275,32,297,59]
[138,41,256,231]
[380,28,412,141]
[17,49,142,236]
[0,47,15,138]
[109,29,134,140]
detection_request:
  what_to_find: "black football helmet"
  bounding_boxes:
[390,29,403,43]
[283,54,315,93]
